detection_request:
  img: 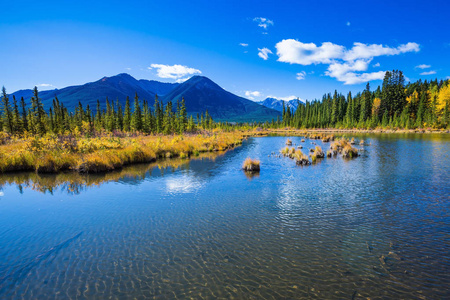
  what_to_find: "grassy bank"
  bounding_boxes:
[0,131,246,173]
[1,126,447,174]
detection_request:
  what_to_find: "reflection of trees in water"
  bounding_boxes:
[0,151,232,195]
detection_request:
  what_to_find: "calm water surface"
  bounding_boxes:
[0,134,449,299]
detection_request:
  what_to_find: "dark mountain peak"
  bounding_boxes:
[184,75,222,90]
[99,73,136,84]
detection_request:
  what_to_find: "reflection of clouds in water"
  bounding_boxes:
[166,174,203,194]
[0,191,4,197]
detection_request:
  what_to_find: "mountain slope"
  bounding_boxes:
[11,74,280,122]
[11,73,178,112]
[162,76,281,122]
[259,97,302,112]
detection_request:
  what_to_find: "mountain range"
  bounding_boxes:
[258,97,302,112]
[11,74,281,122]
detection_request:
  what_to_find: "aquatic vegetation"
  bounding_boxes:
[0,131,245,173]
[280,147,290,156]
[360,139,365,145]
[312,146,325,158]
[242,158,260,172]
[342,144,359,158]
[286,139,292,145]
[293,150,310,165]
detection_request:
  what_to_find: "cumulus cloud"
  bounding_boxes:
[149,64,201,80]
[36,83,57,90]
[253,17,274,30]
[276,39,344,65]
[420,70,437,75]
[176,77,191,83]
[346,21,351,26]
[258,48,273,60]
[343,42,419,61]
[373,62,380,67]
[239,43,249,47]
[415,64,431,69]
[245,91,261,100]
[296,71,306,80]
[275,39,420,84]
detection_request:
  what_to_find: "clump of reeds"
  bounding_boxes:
[350,137,355,145]
[342,144,358,158]
[321,134,335,142]
[312,146,324,158]
[242,158,260,172]
[301,139,305,142]
[293,150,310,165]
[280,146,290,156]
[359,140,364,145]
[286,139,293,146]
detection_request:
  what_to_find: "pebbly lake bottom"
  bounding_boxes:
[0,134,449,299]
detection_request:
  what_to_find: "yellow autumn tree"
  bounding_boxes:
[372,97,381,117]
[406,90,419,104]
[437,83,450,113]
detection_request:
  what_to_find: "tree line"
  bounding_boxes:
[0,87,216,136]
[280,70,450,129]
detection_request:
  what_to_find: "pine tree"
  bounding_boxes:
[131,93,142,131]
[1,87,13,133]
[20,97,28,132]
[30,87,46,135]
[123,96,131,131]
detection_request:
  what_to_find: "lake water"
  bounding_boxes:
[0,134,449,299]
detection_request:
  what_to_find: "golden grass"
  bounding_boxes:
[0,152,227,194]
[312,146,325,158]
[242,158,260,172]
[342,144,359,158]
[0,131,245,174]
[280,147,290,156]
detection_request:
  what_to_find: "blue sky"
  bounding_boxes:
[1,0,449,101]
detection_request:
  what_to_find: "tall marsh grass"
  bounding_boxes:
[0,131,245,173]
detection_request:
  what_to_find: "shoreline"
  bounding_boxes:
[0,128,448,175]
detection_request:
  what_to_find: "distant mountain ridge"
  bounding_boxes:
[10,73,280,122]
[258,97,302,112]
[161,76,280,122]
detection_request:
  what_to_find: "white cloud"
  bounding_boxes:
[296,71,306,80]
[276,39,344,65]
[176,77,191,83]
[239,43,249,47]
[258,47,273,60]
[125,67,132,71]
[420,70,437,75]
[36,83,56,90]
[275,39,420,84]
[415,64,431,69]
[373,62,380,67]
[245,91,261,100]
[149,64,201,80]
[325,59,387,84]
[343,42,419,61]
[346,21,351,26]
[253,17,274,30]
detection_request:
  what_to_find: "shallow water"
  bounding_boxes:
[0,134,449,299]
